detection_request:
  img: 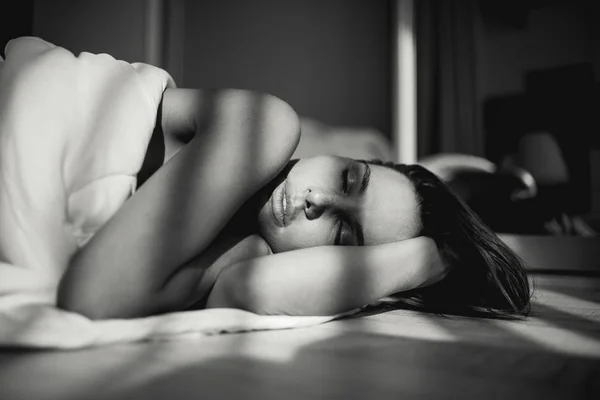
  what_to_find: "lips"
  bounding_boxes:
[282,183,288,216]
[271,180,287,227]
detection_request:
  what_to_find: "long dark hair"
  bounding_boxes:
[369,161,532,318]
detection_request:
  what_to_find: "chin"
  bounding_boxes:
[255,206,282,253]
[255,211,289,253]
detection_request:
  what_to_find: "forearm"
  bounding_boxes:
[206,237,440,316]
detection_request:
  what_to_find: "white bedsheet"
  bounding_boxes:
[0,37,344,349]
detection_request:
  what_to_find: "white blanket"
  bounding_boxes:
[0,37,344,349]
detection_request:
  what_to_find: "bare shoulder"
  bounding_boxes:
[161,88,301,161]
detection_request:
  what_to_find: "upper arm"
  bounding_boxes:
[160,88,301,162]
[58,88,301,319]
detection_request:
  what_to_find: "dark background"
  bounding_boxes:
[2,0,599,217]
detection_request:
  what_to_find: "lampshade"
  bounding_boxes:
[516,131,569,185]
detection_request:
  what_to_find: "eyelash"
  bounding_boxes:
[335,220,346,245]
[341,168,349,193]
[336,168,350,245]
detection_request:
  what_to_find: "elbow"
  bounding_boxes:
[56,258,119,320]
[57,273,153,320]
[56,278,107,320]
[57,283,140,321]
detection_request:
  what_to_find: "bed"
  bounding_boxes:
[1,110,599,398]
[1,238,599,399]
[1,38,599,399]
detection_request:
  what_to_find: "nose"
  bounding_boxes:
[304,188,342,220]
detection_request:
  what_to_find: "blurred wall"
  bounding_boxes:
[32,0,147,63]
[27,0,392,139]
[29,0,392,138]
[475,2,599,101]
[181,0,392,138]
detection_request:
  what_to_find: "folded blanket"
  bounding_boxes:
[0,37,345,349]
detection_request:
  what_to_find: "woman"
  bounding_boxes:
[55,87,531,320]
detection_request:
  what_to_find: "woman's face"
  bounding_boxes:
[256,156,421,253]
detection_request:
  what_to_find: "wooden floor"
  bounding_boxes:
[1,274,599,400]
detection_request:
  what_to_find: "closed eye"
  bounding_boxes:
[334,219,347,245]
[341,168,349,193]
[334,220,343,245]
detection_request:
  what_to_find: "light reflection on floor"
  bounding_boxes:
[532,288,600,323]
[489,316,600,357]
